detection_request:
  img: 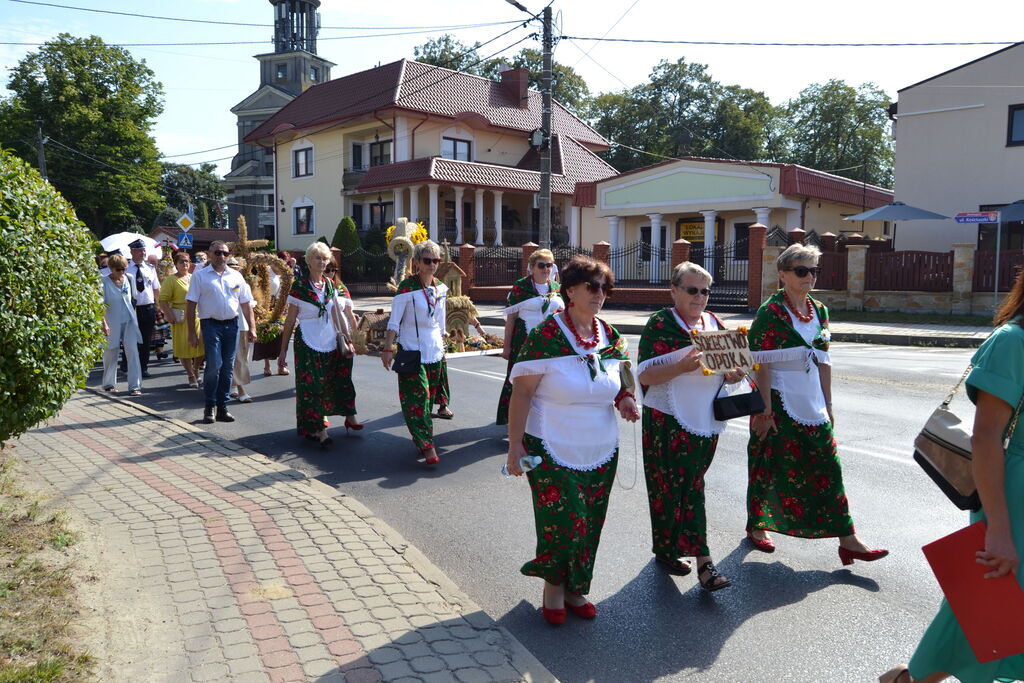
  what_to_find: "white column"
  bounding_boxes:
[754,207,771,228]
[393,189,404,226]
[607,216,621,277]
[701,210,718,278]
[474,189,485,245]
[570,205,581,247]
[493,191,504,246]
[427,183,439,242]
[647,213,663,283]
[361,202,370,229]
[408,185,421,222]
[453,187,465,244]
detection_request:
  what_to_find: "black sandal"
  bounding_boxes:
[655,555,692,576]
[435,406,454,420]
[697,561,731,592]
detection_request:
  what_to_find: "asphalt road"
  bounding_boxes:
[89,337,977,683]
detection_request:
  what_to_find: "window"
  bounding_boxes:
[1008,104,1024,146]
[370,202,392,228]
[293,148,313,177]
[441,137,472,161]
[264,161,273,176]
[262,194,274,211]
[294,206,313,235]
[732,222,752,261]
[351,144,364,170]
[275,63,287,81]
[351,203,363,229]
[310,65,320,82]
[369,140,391,167]
[639,225,667,262]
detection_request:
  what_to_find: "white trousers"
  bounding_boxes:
[102,323,142,390]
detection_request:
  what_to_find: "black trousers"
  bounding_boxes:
[134,304,156,373]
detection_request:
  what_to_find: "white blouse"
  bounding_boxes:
[751,304,832,426]
[509,315,624,471]
[637,311,730,437]
[288,287,342,353]
[387,282,448,364]
[503,284,565,334]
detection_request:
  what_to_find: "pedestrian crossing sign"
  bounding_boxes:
[177,232,194,249]
[176,213,194,231]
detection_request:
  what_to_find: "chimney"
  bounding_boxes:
[500,67,530,110]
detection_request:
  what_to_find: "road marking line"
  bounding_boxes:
[447,366,506,381]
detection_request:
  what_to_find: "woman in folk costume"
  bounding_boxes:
[496,248,564,425]
[746,243,887,564]
[637,262,744,592]
[381,240,452,466]
[277,242,360,448]
[504,255,639,625]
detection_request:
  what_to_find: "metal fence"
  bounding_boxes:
[865,251,954,292]
[551,246,593,274]
[973,249,1024,292]
[765,226,790,247]
[339,247,394,296]
[815,251,848,290]
[474,246,522,286]
[690,240,749,309]
[608,241,671,288]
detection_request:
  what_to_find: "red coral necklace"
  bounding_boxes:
[782,289,814,323]
[563,311,600,349]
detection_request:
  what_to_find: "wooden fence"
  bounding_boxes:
[865,251,953,292]
[973,249,1024,292]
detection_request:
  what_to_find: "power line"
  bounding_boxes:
[561,35,1021,47]
[6,1,521,31]
[161,144,237,159]
[568,0,642,69]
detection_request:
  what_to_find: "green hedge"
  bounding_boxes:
[0,149,106,444]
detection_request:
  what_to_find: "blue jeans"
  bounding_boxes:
[200,318,238,408]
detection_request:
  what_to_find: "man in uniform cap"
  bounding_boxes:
[125,238,160,378]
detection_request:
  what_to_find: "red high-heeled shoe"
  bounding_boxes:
[746,531,776,553]
[344,417,364,433]
[839,546,889,566]
[421,448,440,466]
[567,601,597,619]
[540,606,566,625]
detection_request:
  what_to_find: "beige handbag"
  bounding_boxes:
[332,292,354,358]
[914,365,1023,511]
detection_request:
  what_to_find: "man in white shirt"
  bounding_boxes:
[126,239,160,378]
[186,241,257,424]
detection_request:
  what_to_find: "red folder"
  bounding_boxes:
[922,521,1024,663]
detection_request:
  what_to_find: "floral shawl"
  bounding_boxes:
[516,314,629,379]
[289,276,337,318]
[506,275,562,316]
[395,276,441,295]
[637,308,725,394]
[748,290,830,353]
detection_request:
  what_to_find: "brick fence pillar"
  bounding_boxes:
[593,241,610,266]
[821,232,838,252]
[787,228,806,245]
[951,243,975,315]
[761,246,782,305]
[459,243,476,293]
[747,223,767,311]
[671,239,691,268]
[521,242,538,279]
[846,245,869,311]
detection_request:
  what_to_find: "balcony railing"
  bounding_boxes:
[342,165,368,191]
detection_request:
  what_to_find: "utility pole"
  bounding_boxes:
[35,119,47,181]
[538,4,553,249]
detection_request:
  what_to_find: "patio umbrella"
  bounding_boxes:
[996,199,1024,223]
[843,201,949,222]
[99,232,161,260]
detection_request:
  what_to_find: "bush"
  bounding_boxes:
[331,216,361,252]
[0,149,106,444]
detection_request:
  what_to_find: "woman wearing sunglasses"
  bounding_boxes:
[496,248,565,426]
[381,240,452,466]
[746,243,887,564]
[504,255,639,625]
[636,262,743,592]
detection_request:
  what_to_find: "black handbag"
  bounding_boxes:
[712,376,766,421]
[392,292,422,375]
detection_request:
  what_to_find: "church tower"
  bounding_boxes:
[223,0,335,241]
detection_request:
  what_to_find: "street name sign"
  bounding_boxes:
[955,212,1000,223]
[177,232,194,249]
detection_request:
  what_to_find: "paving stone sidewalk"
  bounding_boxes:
[14,391,552,683]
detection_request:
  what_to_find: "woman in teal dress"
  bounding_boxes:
[881,270,1024,683]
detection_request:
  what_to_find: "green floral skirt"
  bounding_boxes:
[495,319,527,426]
[294,329,356,437]
[397,355,450,452]
[746,389,854,538]
[643,407,719,558]
[520,434,617,596]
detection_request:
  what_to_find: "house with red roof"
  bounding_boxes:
[245,59,618,251]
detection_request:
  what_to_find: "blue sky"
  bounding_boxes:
[0,0,1016,177]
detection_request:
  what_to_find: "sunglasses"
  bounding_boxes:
[111,267,125,272]
[535,262,554,269]
[582,281,612,294]
[787,266,820,278]
[325,268,337,273]
[212,250,230,256]
[677,285,711,296]
[422,258,442,265]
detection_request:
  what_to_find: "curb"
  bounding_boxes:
[82,387,556,682]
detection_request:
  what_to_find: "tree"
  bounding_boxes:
[0,149,106,444]
[0,34,165,238]
[331,217,360,252]
[413,35,491,75]
[159,162,226,229]
[776,80,894,187]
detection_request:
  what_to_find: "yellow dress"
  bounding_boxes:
[159,274,204,359]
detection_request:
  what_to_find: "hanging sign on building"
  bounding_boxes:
[676,219,705,243]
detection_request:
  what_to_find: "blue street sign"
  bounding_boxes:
[177,232,194,248]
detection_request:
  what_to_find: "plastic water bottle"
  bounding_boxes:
[501,455,542,477]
